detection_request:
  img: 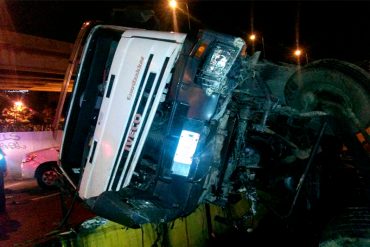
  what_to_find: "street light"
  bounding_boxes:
[294,49,302,57]
[247,33,265,58]
[293,48,308,64]
[14,101,23,111]
[169,0,177,9]
[248,33,256,54]
[168,0,191,31]
[14,101,24,122]
[14,101,23,124]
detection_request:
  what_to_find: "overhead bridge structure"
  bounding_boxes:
[0,29,73,92]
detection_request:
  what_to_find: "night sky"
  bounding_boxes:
[4,0,370,65]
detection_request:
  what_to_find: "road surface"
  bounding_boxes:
[0,178,95,246]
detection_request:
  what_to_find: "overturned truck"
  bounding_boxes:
[58,22,370,241]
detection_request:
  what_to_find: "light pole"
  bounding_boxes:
[168,0,178,32]
[249,33,256,54]
[184,2,191,31]
[248,33,265,58]
[294,48,302,66]
[305,52,309,64]
[168,0,191,31]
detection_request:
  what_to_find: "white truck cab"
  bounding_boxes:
[60,23,245,228]
[78,29,186,199]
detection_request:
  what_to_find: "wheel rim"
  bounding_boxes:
[42,170,58,186]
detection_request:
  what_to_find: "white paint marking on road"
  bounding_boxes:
[5,179,37,189]
[5,181,32,188]
[31,192,60,201]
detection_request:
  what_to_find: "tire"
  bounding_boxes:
[319,207,370,247]
[284,59,370,134]
[35,162,60,189]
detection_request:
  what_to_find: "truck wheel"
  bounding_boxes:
[35,162,59,189]
[319,207,370,247]
[284,59,370,134]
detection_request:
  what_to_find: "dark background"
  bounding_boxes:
[4,0,370,65]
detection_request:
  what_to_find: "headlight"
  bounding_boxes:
[197,38,245,95]
[203,43,238,78]
[171,130,200,177]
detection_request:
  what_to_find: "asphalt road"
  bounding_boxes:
[1,165,367,247]
[0,178,95,246]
